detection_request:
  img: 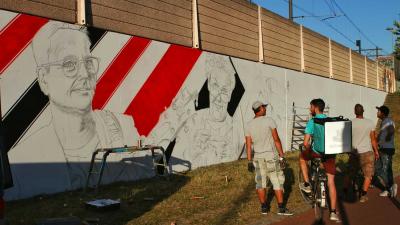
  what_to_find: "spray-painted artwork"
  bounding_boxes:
[0,10,387,200]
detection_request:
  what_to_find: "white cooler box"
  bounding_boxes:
[324,120,352,154]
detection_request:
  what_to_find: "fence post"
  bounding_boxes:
[192,0,200,48]
[329,38,333,78]
[349,48,353,83]
[258,6,264,63]
[364,56,368,87]
[76,0,86,25]
[376,61,379,90]
[300,25,305,72]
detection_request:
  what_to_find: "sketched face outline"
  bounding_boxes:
[207,68,235,121]
[41,29,96,113]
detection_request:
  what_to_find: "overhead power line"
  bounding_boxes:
[331,0,389,55]
[323,0,337,16]
[280,0,356,45]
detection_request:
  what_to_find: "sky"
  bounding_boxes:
[251,0,400,58]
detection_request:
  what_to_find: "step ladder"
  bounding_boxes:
[290,102,329,151]
[84,145,169,192]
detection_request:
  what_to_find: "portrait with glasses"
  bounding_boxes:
[6,21,146,200]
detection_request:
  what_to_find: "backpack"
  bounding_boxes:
[312,116,352,155]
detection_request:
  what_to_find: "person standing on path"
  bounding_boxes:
[375,105,397,197]
[344,104,379,202]
[245,101,293,216]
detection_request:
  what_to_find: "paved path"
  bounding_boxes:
[271,177,400,225]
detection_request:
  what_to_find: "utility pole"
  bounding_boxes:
[356,40,361,54]
[375,47,380,59]
[289,0,293,21]
[359,47,382,59]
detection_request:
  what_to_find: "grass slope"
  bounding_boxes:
[5,94,400,225]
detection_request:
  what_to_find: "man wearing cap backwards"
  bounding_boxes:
[375,105,397,197]
[344,104,379,203]
[245,101,293,216]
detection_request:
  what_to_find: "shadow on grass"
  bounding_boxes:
[212,178,254,225]
[6,160,191,225]
[212,165,296,225]
[283,167,295,207]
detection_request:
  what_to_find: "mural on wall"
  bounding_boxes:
[0,10,387,200]
[148,54,245,170]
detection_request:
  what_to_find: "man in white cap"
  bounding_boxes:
[245,101,292,216]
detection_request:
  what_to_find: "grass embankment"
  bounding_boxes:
[6,152,304,225]
[6,94,400,225]
[7,147,398,225]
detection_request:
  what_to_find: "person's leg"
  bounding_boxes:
[275,189,284,204]
[374,153,386,190]
[299,150,310,183]
[344,153,358,193]
[387,154,394,188]
[299,150,312,193]
[359,152,374,202]
[327,173,337,211]
[387,153,397,197]
[323,156,340,221]
[270,168,293,216]
[254,159,268,213]
[270,168,285,205]
[378,152,391,195]
[257,188,267,204]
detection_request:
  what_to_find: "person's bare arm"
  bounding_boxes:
[245,136,253,161]
[272,128,284,157]
[370,130,379,160]
[303,134,312,151]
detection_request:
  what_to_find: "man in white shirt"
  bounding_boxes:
[345,104,379,202]
[245,101,292,216]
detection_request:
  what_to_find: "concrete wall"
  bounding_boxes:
[0,10,387,200]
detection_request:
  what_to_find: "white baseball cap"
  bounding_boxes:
[252,101,268,110]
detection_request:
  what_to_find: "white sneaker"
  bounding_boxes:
[300,182,312,193]
[329,212,340,222]
[391,184,398,197]
[379,190,390,197]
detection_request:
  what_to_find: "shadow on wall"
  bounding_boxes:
[6,153,189,201]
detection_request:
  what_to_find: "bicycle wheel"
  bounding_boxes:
[313,181,324,221]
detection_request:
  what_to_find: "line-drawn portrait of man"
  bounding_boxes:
[148,54,241,170]
[7,21,140,199]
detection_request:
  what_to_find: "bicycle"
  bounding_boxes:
[298,148,328,220]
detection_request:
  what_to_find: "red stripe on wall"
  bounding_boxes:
[125,45,202,136]
[0,14,48,74]
[92,37,151,110]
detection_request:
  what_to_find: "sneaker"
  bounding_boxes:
[391,184,398,198]
[261,204,268,215]
[300,182,312,193]
[277,207,294,216]
[359,195,368,203]
[329,211,340,222]
[379,190,390,197]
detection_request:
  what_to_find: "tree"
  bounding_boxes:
[390,21,400,60]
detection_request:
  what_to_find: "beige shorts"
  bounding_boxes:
[348,151,375,179]
[253,158,285,190]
